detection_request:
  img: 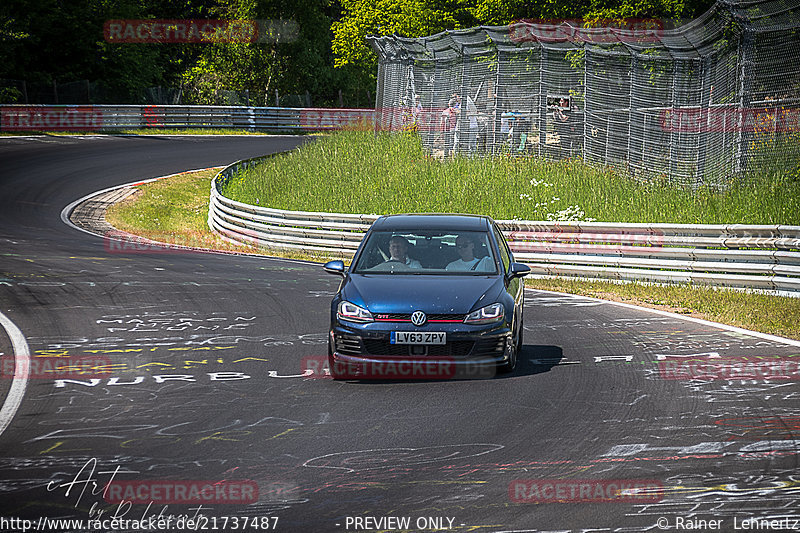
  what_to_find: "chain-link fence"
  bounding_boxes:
[368,0,800,186]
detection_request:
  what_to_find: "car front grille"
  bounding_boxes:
[372,313,465,323]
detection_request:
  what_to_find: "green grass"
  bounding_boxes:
[106,169,249,253]
[105,169,343,262]
[112,128,297,135]
[221,130,800,225]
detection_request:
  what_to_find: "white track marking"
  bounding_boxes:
[528,288,800,348]
[0,311,30,437]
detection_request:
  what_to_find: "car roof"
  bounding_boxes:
[371,214,493,232]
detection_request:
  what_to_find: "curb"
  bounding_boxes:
[59,169,324,265]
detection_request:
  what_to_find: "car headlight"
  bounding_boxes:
[337,301,374,323]
[463,303,504,324]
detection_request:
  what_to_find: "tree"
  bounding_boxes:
[0,0,215,102]
[331,0,716,73]
[181,0,371,106]
[331,0,476,71]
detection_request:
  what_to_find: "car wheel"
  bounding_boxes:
[498,318,519,374]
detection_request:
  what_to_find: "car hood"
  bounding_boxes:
[342,274,505,315]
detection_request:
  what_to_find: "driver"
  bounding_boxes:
[446,235,493,271]
[387,236,422,268]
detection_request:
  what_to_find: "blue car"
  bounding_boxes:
[323,214,530,380]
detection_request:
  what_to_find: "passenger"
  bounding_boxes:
[446,235,493,271]
[387,236,422,268]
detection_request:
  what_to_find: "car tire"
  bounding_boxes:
[498,316,519,374]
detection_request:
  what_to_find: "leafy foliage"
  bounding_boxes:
[179,0,372,106]
[332,0,475,70]
[2,0,715,105]
[1,0,211,102]
[331,0,715,72]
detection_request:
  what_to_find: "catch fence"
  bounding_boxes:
[368,0,800,186]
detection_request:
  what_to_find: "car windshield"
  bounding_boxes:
[352,230,498,275]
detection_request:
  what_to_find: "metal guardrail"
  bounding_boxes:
[209,155,800,294]
[0,104,375,132]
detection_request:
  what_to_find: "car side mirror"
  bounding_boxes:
[323,260,346,276]
[508,262,530,279]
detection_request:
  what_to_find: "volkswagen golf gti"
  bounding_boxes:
[323,214,530,380]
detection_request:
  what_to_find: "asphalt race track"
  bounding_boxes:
[0,135,799,533]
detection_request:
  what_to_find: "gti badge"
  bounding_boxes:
[411,311,427,326]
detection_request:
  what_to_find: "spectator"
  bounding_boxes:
[448,93,462,155]
[413,95,423,119]
[554,97,573,154]
[409,94,423,131]
[465,95,479,153]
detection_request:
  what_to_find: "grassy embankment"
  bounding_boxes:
[223,131,800,225]
[108,131,800,340]
[106,168,264,255]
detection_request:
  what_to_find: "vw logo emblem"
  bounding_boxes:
[411,311,427,327]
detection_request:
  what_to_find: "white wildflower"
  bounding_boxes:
[546,205,590,222]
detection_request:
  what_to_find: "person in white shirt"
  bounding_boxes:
[387,236,422,269]
[465,95,478,153]
[446,235,493,271]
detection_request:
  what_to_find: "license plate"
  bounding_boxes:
[391,332,446,345]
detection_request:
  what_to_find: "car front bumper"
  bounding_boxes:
[329,321,513,379]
